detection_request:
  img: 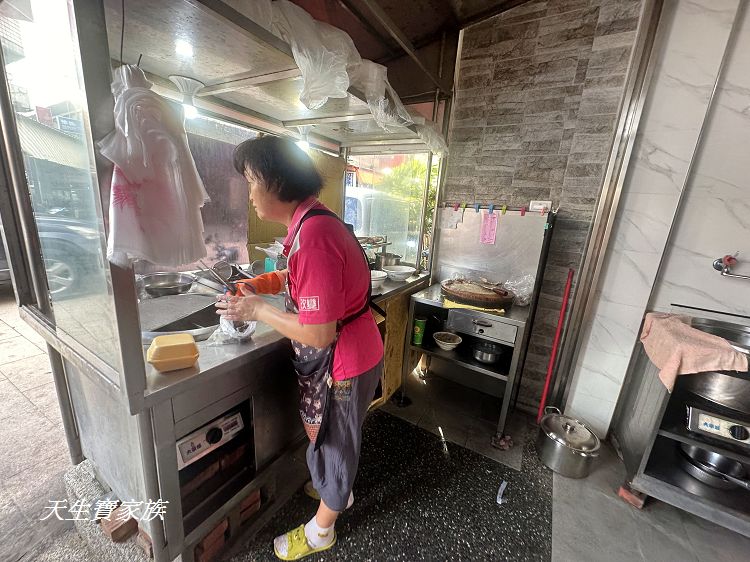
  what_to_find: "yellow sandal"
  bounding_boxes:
[273,524,336,560]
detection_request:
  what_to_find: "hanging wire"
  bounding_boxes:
[136,53,143,67]
[119,0,125,63]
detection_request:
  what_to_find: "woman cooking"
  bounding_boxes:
[215,136,384,560]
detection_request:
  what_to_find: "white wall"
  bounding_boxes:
[565,0,742,437]
[651,7,750,319]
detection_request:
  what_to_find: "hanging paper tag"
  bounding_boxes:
[520,206,527,216]
[480,211,498,244]
[440,207,464,229]
[453,202,460,211]
[474,203,480,213]
[501,205,507,215]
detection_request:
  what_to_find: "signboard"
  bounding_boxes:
[56,115,84,138]
[35,106,53,127]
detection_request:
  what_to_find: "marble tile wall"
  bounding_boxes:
[651,5,750,320]
[565,0,741,437]
[444,0,643,411]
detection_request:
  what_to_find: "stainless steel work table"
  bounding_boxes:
[401,283,532,440]
[144,273,430,405]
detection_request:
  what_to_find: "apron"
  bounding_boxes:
[283,208,382,451]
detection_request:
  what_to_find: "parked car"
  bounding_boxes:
[0,214,102,298]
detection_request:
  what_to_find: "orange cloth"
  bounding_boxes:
[640,313,748,391]
[235,271,284,295]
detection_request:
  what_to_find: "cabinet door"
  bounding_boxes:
[370,291,412,408]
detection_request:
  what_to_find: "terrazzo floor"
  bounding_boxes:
[226,410,553,562]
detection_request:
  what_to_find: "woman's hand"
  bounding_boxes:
[215,293,266,322]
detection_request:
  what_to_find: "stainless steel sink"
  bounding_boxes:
[685,318,750,414]
[142,303,219,344]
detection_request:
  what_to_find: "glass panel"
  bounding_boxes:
[345,153,430,266]
[133,111,255,274]
[0,0,121,372]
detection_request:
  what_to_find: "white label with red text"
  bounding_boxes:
[299,296,320,312]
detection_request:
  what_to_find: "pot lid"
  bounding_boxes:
[541,412,600,453]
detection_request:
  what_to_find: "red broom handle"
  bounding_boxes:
[537,268,574,424]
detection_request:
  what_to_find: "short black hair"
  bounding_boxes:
[232,136,323,202]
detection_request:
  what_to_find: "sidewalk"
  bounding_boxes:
[0,286,73,561]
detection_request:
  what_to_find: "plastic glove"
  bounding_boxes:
[235,271,284,295]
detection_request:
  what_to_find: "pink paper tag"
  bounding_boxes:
[480,211,498,244]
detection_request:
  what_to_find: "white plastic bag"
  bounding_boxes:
[206,317,257,345]
[98,65,209,267]
[349,60,414,132]
[271,0,360,109]
[415,121,449,156]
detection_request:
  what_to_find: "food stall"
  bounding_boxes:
[0,1,446,561]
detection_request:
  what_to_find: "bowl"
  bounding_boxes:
[433,331,462,351]
[382,265,416,281]
[141,272,195,297]
[371,270,388,290]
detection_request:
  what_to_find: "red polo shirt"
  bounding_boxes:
[283,198,384,380]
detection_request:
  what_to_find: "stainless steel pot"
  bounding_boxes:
[537,407,600,478]
[375,252,401,269]
[472,341,503,364]
[682,318,750,414]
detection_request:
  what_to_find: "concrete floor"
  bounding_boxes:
[2,285,750,561]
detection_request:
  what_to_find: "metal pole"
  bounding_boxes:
[137,411,169,562]
[47,349,84,463]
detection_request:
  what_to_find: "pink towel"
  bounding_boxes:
[640,313,748,391]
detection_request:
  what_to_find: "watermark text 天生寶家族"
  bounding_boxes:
[41,499,169,521]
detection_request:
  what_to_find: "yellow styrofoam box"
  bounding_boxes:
[146,334,199,373]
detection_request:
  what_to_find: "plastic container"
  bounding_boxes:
[147,333,199,373]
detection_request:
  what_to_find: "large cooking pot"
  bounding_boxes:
[537,407,600,478]
[681,318,750,414]
[375,252,401,270]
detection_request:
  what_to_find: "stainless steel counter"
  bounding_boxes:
[372,272,430,303]
[411,283,531,327]
[143,274,429,407]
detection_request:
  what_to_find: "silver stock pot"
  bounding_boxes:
[536,407,600,478]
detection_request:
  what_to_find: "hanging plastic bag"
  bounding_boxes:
[206,317,257,346]
[415,121,449,156]
[271,0,360,109]
[349,60,414,132]
[98,65,209,267]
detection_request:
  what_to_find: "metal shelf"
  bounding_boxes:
[408,343,509,382]
[634,436,750,537]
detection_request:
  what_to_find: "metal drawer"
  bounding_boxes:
[446,309,518,345]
